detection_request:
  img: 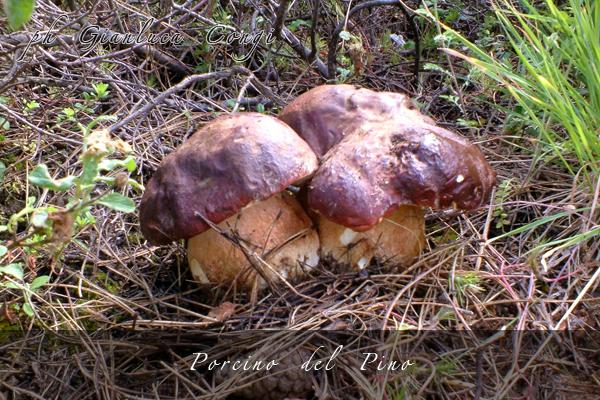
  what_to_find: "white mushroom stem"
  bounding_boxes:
[317,205,425,270]
[187,192,320,291]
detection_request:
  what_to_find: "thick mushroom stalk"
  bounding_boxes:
[139,113,321,291]
[316,206,425,270]
[187,192,319,290]
[280,85,496,270]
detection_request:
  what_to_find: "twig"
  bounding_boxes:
[223,96,273,108]
[232,74,256,113]
[0,57,26,94]
[245,75,286,106]
[279,26,329,78]
[108,67,248,135]
[307,0,321,62]
[273,0,291,39]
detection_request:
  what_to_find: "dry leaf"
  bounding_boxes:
[26,254,37,277]
[0,302,17,324]
[49,210,74,243]
[208,302,236,322]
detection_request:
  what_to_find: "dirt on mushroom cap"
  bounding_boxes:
[279,84,434,158]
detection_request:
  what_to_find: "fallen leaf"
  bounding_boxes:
[26,255,37,277]
[0,302,17,324]
[49,210,74,243]
[208,302,236,322]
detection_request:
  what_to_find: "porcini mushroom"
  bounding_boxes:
[139,113,320,291]
[280,85,496,269]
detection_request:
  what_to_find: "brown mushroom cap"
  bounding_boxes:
[279,84,433,158]
[307,121,496,231]
[279,84,495,232]
[139,113,319,245]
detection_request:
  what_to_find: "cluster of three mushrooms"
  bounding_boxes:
[139,85,495,291]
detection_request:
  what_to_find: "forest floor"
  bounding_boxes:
[0,1,598,399]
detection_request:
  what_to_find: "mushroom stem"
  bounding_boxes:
[317,205,425,270]
[187,192,320,290]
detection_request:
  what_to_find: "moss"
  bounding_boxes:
[0,321,22,345]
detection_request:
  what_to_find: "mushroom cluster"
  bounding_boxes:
[280,84,496,270]
[139,85,495,290]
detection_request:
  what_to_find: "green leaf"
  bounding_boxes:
[31,211,49,228]
[30,275,49,291]
[28,164,76,191]
[123,157,136,172]
[61,107,76,119]
[22,302,34,317]
[339,30,351,41]
[0,263,24,280]
[98,159,120,171]
[4,0,36,30]
[98,156,136,172]
[0,245,7,257]
[0,117,10,130]
[289,19,310,31]
[0,161,5,183]
[83,115,117,133]
[25,100,40,110]
[97,192,135,213]
[26,196,36,207]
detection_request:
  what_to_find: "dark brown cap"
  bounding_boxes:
[307,120,496,231]
[280,84,495,231]
[139,113,318,245]
[279,84,434,158]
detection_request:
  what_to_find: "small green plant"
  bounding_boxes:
[434,307,456,321]
[452,271,484,305]
[336,67,352,82]
[75,102,93,114]
[386,384,409,400]
[456,118,484,130]
[59,107,77,122]
[22,99,40,114]
[336,30,365,81]
[0,115,140,320]
[213,5,233,24]
[146,75,158,88]
[83,82,110,101]
[434,357,459,375]
[493,178,513,230]
[289,19,311,32]
[56,103,92,125]
[0,264,49,317]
